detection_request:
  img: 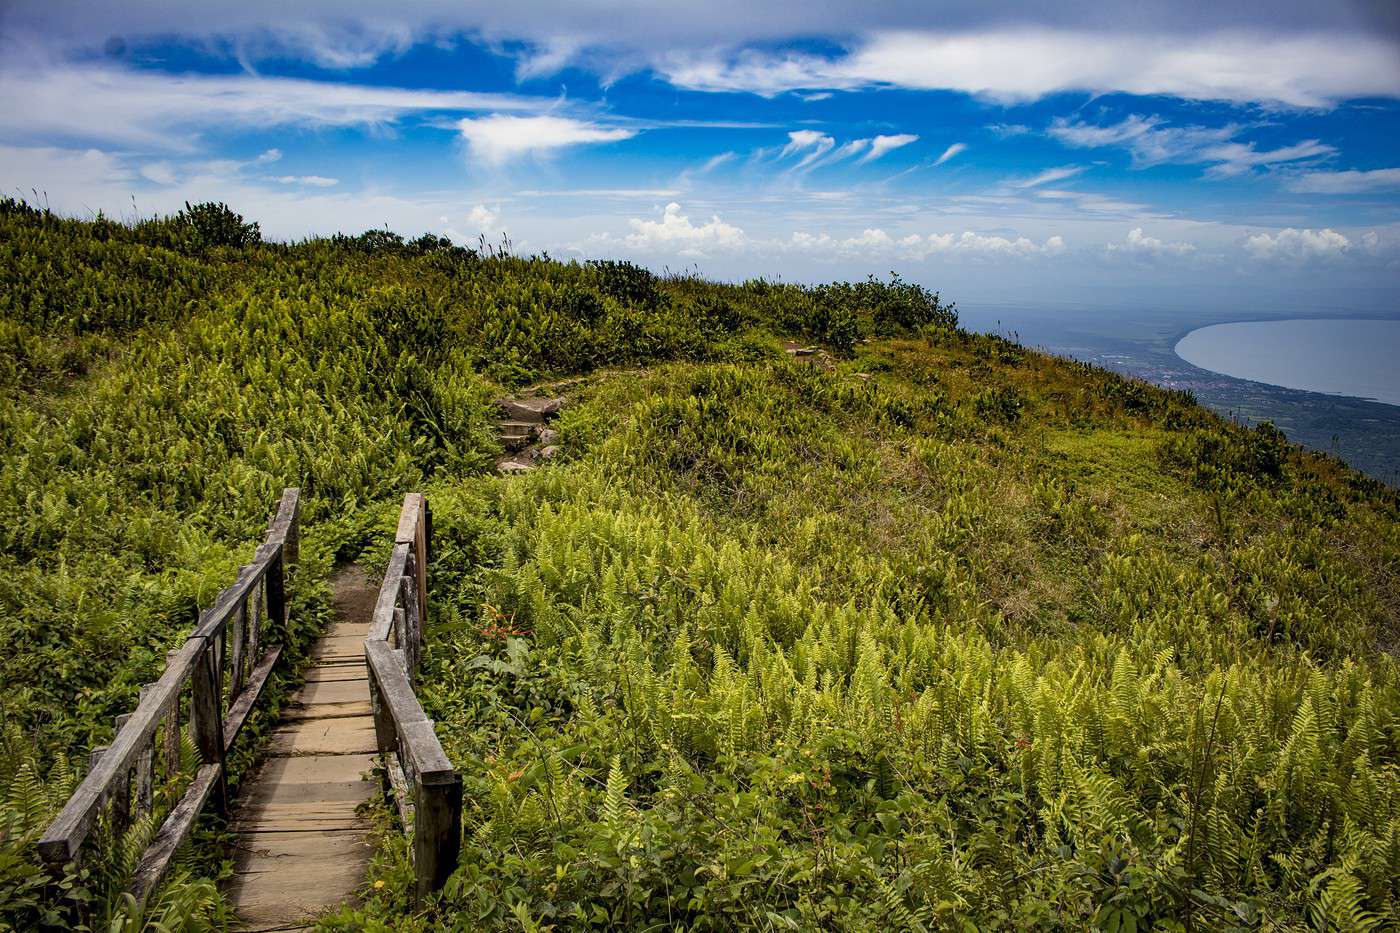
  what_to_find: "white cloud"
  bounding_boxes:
[785,227,1066,259]
[457,114,636,166]
[467,203,499,229]
[658,30,1400,108]
[1285,168,1400,194]
[859,133,919,163]
[933,143,966,166]
[988,123,1031,138]
[1245,227,1350,261]
[827,138,873,163]
[273,175,339,186]
[0,59,557,151]
[1200,140,1336,178]
[622,202,747,255]
[696,151,736,174]
[1049,115,1335,177]
[779,130,836,169]
[1106,227,1196,258]
[1014,166,1084,188]
[254,149,283,164]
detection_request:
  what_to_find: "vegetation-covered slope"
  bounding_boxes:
[1,199,1397,930]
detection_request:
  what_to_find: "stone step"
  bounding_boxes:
[497,429,535,452]
[496,397,566,422]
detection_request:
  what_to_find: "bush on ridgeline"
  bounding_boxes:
[176,201,261,249]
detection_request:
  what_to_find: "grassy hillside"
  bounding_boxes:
[1,199,1397,930]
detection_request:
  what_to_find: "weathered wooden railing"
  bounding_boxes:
[365,493,461,903]
[37,488,301,910]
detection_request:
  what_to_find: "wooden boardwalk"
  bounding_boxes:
[226,566,380,931]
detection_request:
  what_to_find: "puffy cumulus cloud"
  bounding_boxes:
[1048,115,1335,177]
[1285,168,1400,194]
[1105,227,1196,258]
[457,114,636,166]
[1244,227,1350,261]
[785,228,1066,260]
[467,203,500,230]
[622,202,747,256]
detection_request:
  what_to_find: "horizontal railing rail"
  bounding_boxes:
[36,488,301,911]
[365,492,461,904]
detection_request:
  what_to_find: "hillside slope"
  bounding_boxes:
[1,200,1397,930]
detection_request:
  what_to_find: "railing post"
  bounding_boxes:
[265,549,287,642]
[413,767,462,905]
[189,637,227,818]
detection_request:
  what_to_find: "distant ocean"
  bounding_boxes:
[957,304,1400,485]
[1175,319,1400,408]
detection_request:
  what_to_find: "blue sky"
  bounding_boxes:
[2,1,1398,311]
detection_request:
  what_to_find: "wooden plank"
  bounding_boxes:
[294,679,369,705]
[301,665,369,683]
[283,701,373,721]
[266,720,378,757]
[189,638,227,818]
[368,544,409,642]
[386,757,414,835]
[226,829,371,929]
[246,753,377,790]
[231,801,370,832]
[128,762,221,906]
[222,646,283,753]
[310,636,368,661]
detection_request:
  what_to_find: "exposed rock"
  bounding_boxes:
[537,445,561,461]
[496,397,566,422]
[537,427,559,446]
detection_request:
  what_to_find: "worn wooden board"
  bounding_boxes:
[283,700,372,721]
[226,829,372,929]
[266,719,378,756]
[293,678,370,704]
[310,636,369,662]
[300,665,369,684]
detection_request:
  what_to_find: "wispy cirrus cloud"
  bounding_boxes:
[932,143,966,166]
[1013,166,1085,189]
[860,133,919,163]
[0,58,557,151]
[656,30,1400,107]
[1048,115,1335,177]
[1285,167,1400,194]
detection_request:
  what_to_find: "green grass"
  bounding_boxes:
[1,199,1397,931]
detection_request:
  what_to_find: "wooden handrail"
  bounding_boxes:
[37,488,301,912]
[365,493,461,904]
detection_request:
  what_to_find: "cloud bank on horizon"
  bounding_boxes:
[1,0,1398,308]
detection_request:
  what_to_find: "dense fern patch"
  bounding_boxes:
[1,200,1396,929]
